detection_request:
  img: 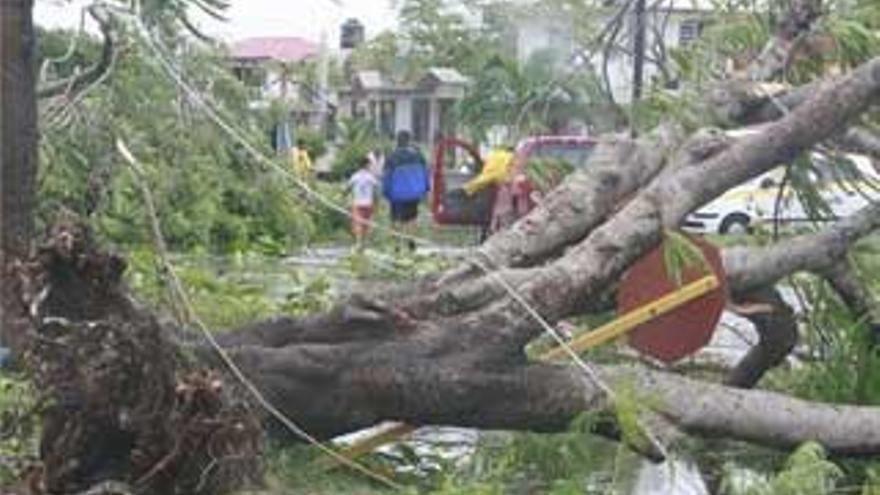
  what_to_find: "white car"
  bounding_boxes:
[683,132,880,235]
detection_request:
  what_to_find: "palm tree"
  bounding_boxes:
[457,51,610,143]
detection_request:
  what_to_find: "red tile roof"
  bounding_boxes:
[231,37,320,63]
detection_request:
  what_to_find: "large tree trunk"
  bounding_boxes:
[0,0,38,347]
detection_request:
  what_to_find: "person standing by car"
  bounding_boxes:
[462,145,515,241]
[463,145,515,195]
[383,130,430,251]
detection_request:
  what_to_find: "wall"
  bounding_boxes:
[595,14,701,104]
[515,14,576,68]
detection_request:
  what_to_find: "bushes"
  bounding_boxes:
[38,30,348,255]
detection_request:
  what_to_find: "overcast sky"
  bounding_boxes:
[34,0,398,46]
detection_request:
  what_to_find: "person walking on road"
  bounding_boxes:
[348,157,380,249]
[383,130,430,252]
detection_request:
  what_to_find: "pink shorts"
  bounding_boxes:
[352,205,373,235]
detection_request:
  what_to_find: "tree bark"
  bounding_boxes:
[724,288,798,388]
[0,0,38,347]
[215,316,880,456]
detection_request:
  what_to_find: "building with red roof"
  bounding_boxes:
[231,37,320,64]
[228,35,332,129]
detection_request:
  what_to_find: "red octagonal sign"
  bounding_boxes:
[618,235,728,363]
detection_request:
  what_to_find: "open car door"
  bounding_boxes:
[431,137,496,226]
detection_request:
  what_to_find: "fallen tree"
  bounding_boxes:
[8,1,880,493]
[212,55,880,451]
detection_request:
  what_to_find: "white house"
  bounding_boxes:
[498,0,713,103]
[337,68,469,150]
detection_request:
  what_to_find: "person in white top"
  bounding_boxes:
[347,157,380,248]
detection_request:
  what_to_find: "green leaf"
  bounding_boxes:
[661,230,711,287]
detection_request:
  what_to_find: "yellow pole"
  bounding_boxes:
[541,275,719,360]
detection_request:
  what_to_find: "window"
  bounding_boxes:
[232,65,266,89]
[678,20,702,46]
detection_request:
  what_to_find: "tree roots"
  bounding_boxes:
[4,219,263,495]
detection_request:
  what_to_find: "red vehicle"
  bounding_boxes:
[431,135,598,234]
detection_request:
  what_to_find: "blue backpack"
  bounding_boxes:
[384,148,430,203]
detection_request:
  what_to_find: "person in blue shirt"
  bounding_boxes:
[383,130,430,251]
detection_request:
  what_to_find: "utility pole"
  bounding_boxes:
[631,0,647,136]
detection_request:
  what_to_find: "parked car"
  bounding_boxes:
[683,130,879,235]
[431,135,598,235]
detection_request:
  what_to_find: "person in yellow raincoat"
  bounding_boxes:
[463,146,514,195]
[462,145,515,241]
[291,138,313,179]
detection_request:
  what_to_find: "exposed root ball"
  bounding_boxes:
[9,219,263,494]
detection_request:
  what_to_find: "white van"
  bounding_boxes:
[682,129,880,235]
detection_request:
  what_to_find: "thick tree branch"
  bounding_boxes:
[482,56,880,346]
[725,288,798,388]
[746,0,822,81]
[706,79,818,126]
[221,337,880,456]
[620,365,880,455]
[439,124,726,294]
[723,201,880,294]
